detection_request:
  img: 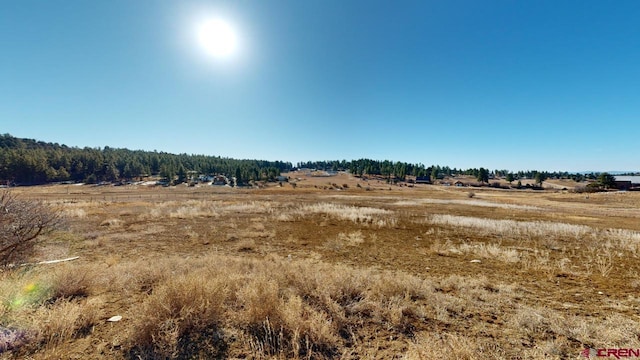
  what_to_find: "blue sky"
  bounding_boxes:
[1,1,638,172]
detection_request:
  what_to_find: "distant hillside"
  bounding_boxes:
[0,134,291,185]
[0,134,586,186]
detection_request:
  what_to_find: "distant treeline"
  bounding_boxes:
[0,134,291,185]
[0,134,626,186]
[295,160,590,182]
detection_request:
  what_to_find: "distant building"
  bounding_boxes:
[614,176,640,191]
[198,175,214,182]
[614,181,632,191]
[212,175,228,186]
[415,176,431,184]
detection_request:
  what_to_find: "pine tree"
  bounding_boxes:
[505,173,514,184]
[597,173,616,189]
[534,172,547,187]
[477,168,489,183]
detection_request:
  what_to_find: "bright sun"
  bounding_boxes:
[196,18,239,59]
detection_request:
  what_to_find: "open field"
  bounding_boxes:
[2,178,640,359]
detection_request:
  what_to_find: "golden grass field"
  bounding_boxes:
[2,172,640,359]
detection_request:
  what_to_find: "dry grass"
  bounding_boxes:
[296,202,397,228]
[324,231,366,252]
[139,200,275,220]
[394,198,540,211]
[123,254,438,358]
[404,332,504,360]
[431,240,521,263]
[60,208,87,219]
[32,299,100,349]
[429,214,640,256]
[127,270,228,358]
[99,218,123,227]
[3,185,640,359]
[429,214,593,240]
[0,265,101,354]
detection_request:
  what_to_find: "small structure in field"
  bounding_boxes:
[415,176,431,184]
[614,176,640,191]
[614,180,632,191]
[212,175,228,186]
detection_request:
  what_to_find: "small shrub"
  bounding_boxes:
[99,218,123,227]
[0,191,62,266]
[572,185,601,194]
[33,300,100,348]
[127,273,228,359]
[48,265,94,301]
[236,239,256,252]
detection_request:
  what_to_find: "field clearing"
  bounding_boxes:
[2,181,640,359]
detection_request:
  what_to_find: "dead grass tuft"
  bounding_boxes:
[430,214,592,240]
[118,254,440,358]
[99,218,123,227]
[323,230,375,252]
[127,271,228,359]
[296,202,397,228]
[46,265,95,301]
[32,299,101,349]
[431,239,521,263]
[8,186,640,359]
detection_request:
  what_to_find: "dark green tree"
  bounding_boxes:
[431,166,439,182]
[160,164,175,184]
[534,172,547,187]
[477,168,489,183]
[597,172,616,189]
[177,164,187,184]
[505,172,515,184]
[235,167,243,186]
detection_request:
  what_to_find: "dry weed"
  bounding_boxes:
[99,218,123,227]
[32,299,100,349]
[431,241,521,263]
[297,202,396,228]
[394,198,540,211]
[127,271,228,359]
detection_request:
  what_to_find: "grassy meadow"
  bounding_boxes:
[2,173,640,359]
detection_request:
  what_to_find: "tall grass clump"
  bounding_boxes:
[430,215,640,253]
[128,271,229,359]
[221,201,274,214]
[394,198,540,211]
[297,203,396,227]
[0,265,102,355]
[123,254,438,359]
[429,215,591,240]
[431,240,521,263]
[602,228,640,254]
[32,300,100,349]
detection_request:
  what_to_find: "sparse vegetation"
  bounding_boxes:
[1,179,640,359]
[0,191,62,266]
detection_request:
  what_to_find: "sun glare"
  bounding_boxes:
[196,18,239,60]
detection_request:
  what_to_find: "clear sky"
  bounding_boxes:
[1,1,639,172]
